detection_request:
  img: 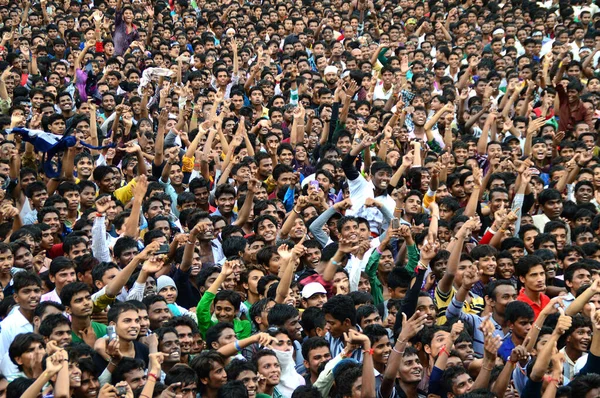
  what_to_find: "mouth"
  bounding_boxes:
[128,329,139,337]
[171,351,181,360]
[380,181,388,188]
[465,354,474,361]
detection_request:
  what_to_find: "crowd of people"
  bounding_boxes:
[0,0,598,397]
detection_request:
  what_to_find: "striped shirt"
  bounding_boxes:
[446,295,505,356]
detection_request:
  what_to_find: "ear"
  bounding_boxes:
[14,356,24,366]
[211,341,220,350]
[94,280,103,290]
[518,275,526,285]
[65,306,72,315]
[49,274,56,284]
[303,359,309,369]
[424,343,432,355]
[242,282,249,291]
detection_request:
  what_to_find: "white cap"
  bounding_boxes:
[324,65,338,75]
[492,28,505,36]
[302,282,327,299]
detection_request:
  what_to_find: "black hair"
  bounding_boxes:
[267,303,299,326]
[59,282,91,307]
[206,322,235,350]
[504,301,534,323]
[112,358,146,385]
[9,333,45,370]
[322,295,356,325]
[39,313,71,338]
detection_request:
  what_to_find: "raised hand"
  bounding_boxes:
[398,311,429,341]
[95,195,112,214]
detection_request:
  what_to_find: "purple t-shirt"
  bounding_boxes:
[114,10,139,56]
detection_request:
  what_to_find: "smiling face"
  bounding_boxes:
[160,331,182,363]
[114,309,140,342]
[256,355,281,387]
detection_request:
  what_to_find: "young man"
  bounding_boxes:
[322,295,363,361]
[6,333,46,380]
[191,350,228,398]
[560,314,592,382]
[301,337,331,386]
[155,326,182,374]
[165,316,198,365]
[252,350,282,398]
[112,358,147,390]
[98,301,150,375]
[41,256,77,303]
[196,261,251,339]
[60,282,107,344]
[0,272,42,359]
[225,359,259,397]
[563,263,592,309]
[241,265,265,312]
[142,295,173,331]
[38,313,73,348]
[516,255,551,319]
[497,301,534,361]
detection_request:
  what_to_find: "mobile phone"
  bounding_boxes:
[155,244,170,255]
[116,386,128,397]
[107,325,117,342]
[391,218,400,229]
[309,180,319,191]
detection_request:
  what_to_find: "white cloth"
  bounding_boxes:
[272,348,305,398]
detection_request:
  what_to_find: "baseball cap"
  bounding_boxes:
[301,282,327,299]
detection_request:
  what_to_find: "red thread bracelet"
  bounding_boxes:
[363,348,374,355]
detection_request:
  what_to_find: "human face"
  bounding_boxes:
[416,296,437,326]
[123,368,146,391]
[398,354,423,384]
[496,258,515,279]
[451,373,474,397]
[542,199,563,219]
[0,250,13,275]
[138,309,150,336]
[304,346,331,377]
[160,331,182,363]
[235,370,258,398]
[567,326,592,353]
[76,371,100,398]
[14,283,41,312]
[114,309,141,341]
[257,219,278,243]
[14,246,34,271]
[15,341,46,375]
[175,325,193,355]
[66,289,93,317]
[549,227,567,251]
[511,317,533,340]
[491,285,517,317]
[567,268,592,294]
[148,301,172,330]
[454,341,475,363]
[519,264,546,293]
[216,193,235,214]
[214,299,236,323]
[257,355,281,387]
[283,316,303,341]
[304,293,327,309]
[51,267,77,291]
[325,313,349,338]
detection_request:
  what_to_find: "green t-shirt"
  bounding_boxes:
[71,321,108,344]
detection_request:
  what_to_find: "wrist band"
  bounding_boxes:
[148,373,158,381]
[482,364,494,371]
[234,340,242,351]
[439,345,449,357]
[376,247,383,255]
[534,324,542,331]
[293,208,301,214]
[331,260,339,266]
[363,348,374,355]
[392,347,404,355]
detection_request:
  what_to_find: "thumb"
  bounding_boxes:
[402,312,407,324]
[523,335,531,347]
[558,306,565,316]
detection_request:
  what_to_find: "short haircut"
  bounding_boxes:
[504,300,534,324]
[9,333,45,370]
[107,301,140,324]
[267,303,299,326]
[59,282,91,307]
[322,295,356,325]
[38,313,71,337]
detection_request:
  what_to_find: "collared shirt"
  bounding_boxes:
[41,289,61,303]
[324,331,363,362]
[517,288,551,320]
[0,309,33,358]
[113,10,139,56]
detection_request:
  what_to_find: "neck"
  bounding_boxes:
[479,274,491,284]
[162,361,177,373]
[525,288,541,303]
[203,388,219,398]
[492,311,505,328]
[374,360,386,373]
[247,291,260,304]
[511,333,524,346]
[565,344,583,361]
[118,339,134,353]
[260,383,275,396]
[70,315,91,332]
[398,381,418,398]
